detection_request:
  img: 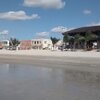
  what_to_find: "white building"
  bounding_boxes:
[1,40,10,49]
[55,40,63,50]
[55,40,63,47]
[31,38,52,50]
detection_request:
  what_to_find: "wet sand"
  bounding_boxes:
[0,54,100,73]
[0,51,100,100]
[0,64,100,100]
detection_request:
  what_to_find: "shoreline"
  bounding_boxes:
[0,50,100,72]
[0,54,100,73]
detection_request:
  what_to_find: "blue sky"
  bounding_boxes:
[0,0,100,40]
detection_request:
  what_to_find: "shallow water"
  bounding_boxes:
[0,64,100,100]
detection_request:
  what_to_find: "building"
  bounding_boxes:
[0,40,10,49]
[0,42,3,49]
[18,40,32,50]
[55,40,63,50]
[31,38,52,50]
[63,25,100,50]
[63,26,100,36]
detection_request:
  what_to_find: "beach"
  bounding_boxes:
[0,50,100,100]
[0,50,100,73]
[0,49,100,57]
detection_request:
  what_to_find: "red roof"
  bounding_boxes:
[20,40,32,50]
[20,40,31,44]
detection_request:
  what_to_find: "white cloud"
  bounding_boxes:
[51,26,71,33]
[83,9,92,15]
[24,0,65,9]
[87,22,100,26]
[36,32,49,37]
[0,11,40,20]
[0,30,9,35]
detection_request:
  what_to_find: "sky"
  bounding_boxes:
[0,0,100,40]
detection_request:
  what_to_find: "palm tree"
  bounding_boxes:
[68,36,74,51]
[9,38,20,50]
[97,35,100,51]
[73,34,81,50]
[63,34,69,43]
[71,34,85,50]
[84,32,97,50]
[63,34,69,49]
[50,37,59,49]
[78,36,85,49]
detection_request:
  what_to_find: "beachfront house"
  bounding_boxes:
[0,40,10,49]
[63,25,100,51]
[0,42,3,49]
[55,40,63,50]
[18,40,32,50]
[31,38,52,50]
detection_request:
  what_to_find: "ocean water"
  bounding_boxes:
[0,64,100,100]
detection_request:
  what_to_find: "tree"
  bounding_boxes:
[84,32,97,50]
[74,34,81,50]
[9,38,20,49]
[50,37,59,47]
[74,34,86,50]
[63,34,69,43]
[97,35,100,51]
[68,36,74,50]
[63,34,70,49]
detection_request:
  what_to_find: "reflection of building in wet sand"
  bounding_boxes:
[0,64,10,72]
[62,69,100,87]
[0,64,100,100]
[0,64,19,73]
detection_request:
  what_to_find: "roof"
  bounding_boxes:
[20,40,31,42]
[20,40,32,45]
[32,38,51,41]
[63,26,100,35]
